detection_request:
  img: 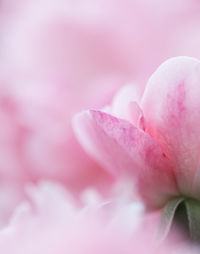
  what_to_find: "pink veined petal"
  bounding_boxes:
[141,56,200,198]
[73,110,178,209]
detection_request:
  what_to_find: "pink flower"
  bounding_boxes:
[74,56,200,210]
[0,0,200,207]
[1,0,200,230]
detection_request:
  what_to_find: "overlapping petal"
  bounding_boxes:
[74,110,178,208]
[141,57,200,198]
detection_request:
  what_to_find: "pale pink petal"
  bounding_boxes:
[110,83,146,130]
[129,101,146,131]
[100,84,146,133]
[111,84,141,120]
[141,56,200,198]
[73,110,178,209]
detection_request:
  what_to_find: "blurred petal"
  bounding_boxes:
[0,181,192,254]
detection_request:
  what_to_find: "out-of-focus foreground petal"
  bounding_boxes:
[0,182,196,254]
[0,182,143,254]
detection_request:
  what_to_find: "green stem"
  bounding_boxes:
[185,198,200,242]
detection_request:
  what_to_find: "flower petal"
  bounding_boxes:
[73,110,178,209]
[111,84,140,121]
[141,56,200,197]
